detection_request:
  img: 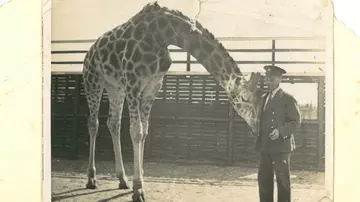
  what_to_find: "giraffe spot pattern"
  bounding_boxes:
[140,41,153,52]
[144,34,154,46]
[117,52,124,63]
[165,27,173,38]
[109,53,119,69]
[115,40,126,53]
[132,47,142,62]
[131,86,140,98]
[125,40,136,59]
[202,40,214,53]
[143,53,157,64]
[170,19,180,28]
[196,50,208,61]
[176,35,184,47]
[115,28,123,38]
[101,49,109,63]
[99,37,108,47]
[154,33,164,46]
[109,34,116,41]
[225,62,233,75]
[114,73,121,80]
[157,17,167,29]
[134,64,148,77]
[134,23,146,40]
[159,57,171,72]
[122,27,133,39]
[127,61,134,71]
[148,20,157,32]
[213,54,222,64]
[149,63,158,74]
[104,31,112,37]
[176,22,188,33]
[104,64,113,76]
[126,72,137,85]
[134,14,146,24]
[145,14,154,22]
[108,43,114,52]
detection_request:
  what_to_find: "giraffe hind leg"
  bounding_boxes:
[83,74,104,189]
[139,80,163,176]
[131,77,165,202]
[126,95,146,202]
[105,86,130,189]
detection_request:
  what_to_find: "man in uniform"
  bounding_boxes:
[254,65,302,202]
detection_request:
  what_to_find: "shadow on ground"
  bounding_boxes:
[51,159,325,185]
[52,188,132,202]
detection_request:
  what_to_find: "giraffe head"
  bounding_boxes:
[228,72,262,136]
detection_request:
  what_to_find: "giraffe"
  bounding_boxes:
[82,2,262,202]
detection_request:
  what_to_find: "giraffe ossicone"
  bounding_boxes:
[82,2,261,202]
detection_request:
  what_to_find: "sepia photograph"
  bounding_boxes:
[48,0,334,201]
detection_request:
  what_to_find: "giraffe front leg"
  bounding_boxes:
[139,97,156,177]
[83,62,103,189]
[107,118,130,189]
[106,93,130,189]
[86,116,99,189]
[128,110,146,202]
[139,119,148,177]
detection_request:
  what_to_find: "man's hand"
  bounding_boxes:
[269,129,279,140]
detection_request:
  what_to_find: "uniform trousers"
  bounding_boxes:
[258,152,291,202]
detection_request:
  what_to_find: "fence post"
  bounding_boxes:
[227,103,234,165]
[317,76,325,169]
[72,75,81,159]
[271,40,276,65]
[186,53,191,71]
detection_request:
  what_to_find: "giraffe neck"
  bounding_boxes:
[135,3,245,93]
[166,18,243,92]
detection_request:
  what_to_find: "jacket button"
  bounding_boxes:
[272,112,275,114]
[271,119,274,122]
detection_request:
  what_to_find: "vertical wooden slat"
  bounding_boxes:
[317,76,325,169]
[186,53,191,71]
[72,75,81,159]
[202,76,206,108]
[176,76,179,103]
[163,75,167,101]
[272,40,276,65]
[227,103,234,165]
[189,76,193,104]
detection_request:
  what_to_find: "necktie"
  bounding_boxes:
[264,91,273,110]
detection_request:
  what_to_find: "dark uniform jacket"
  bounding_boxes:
[254,88,302,153]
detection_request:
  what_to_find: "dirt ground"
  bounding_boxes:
[51,159,326,202]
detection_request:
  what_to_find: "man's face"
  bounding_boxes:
[265,75,282,91]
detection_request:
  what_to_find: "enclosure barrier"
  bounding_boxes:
[51,37,326,170]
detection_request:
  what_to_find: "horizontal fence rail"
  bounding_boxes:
[51,36,326,75]
[50,37,326,171]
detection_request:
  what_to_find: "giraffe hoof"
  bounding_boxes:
[132,190,146,202]
[86,179,97,189]
[86,183,97,189]
[119,180,130,189]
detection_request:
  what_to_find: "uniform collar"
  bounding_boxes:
[268,86,281,97]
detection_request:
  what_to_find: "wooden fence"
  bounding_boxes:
[51,37,326,170]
